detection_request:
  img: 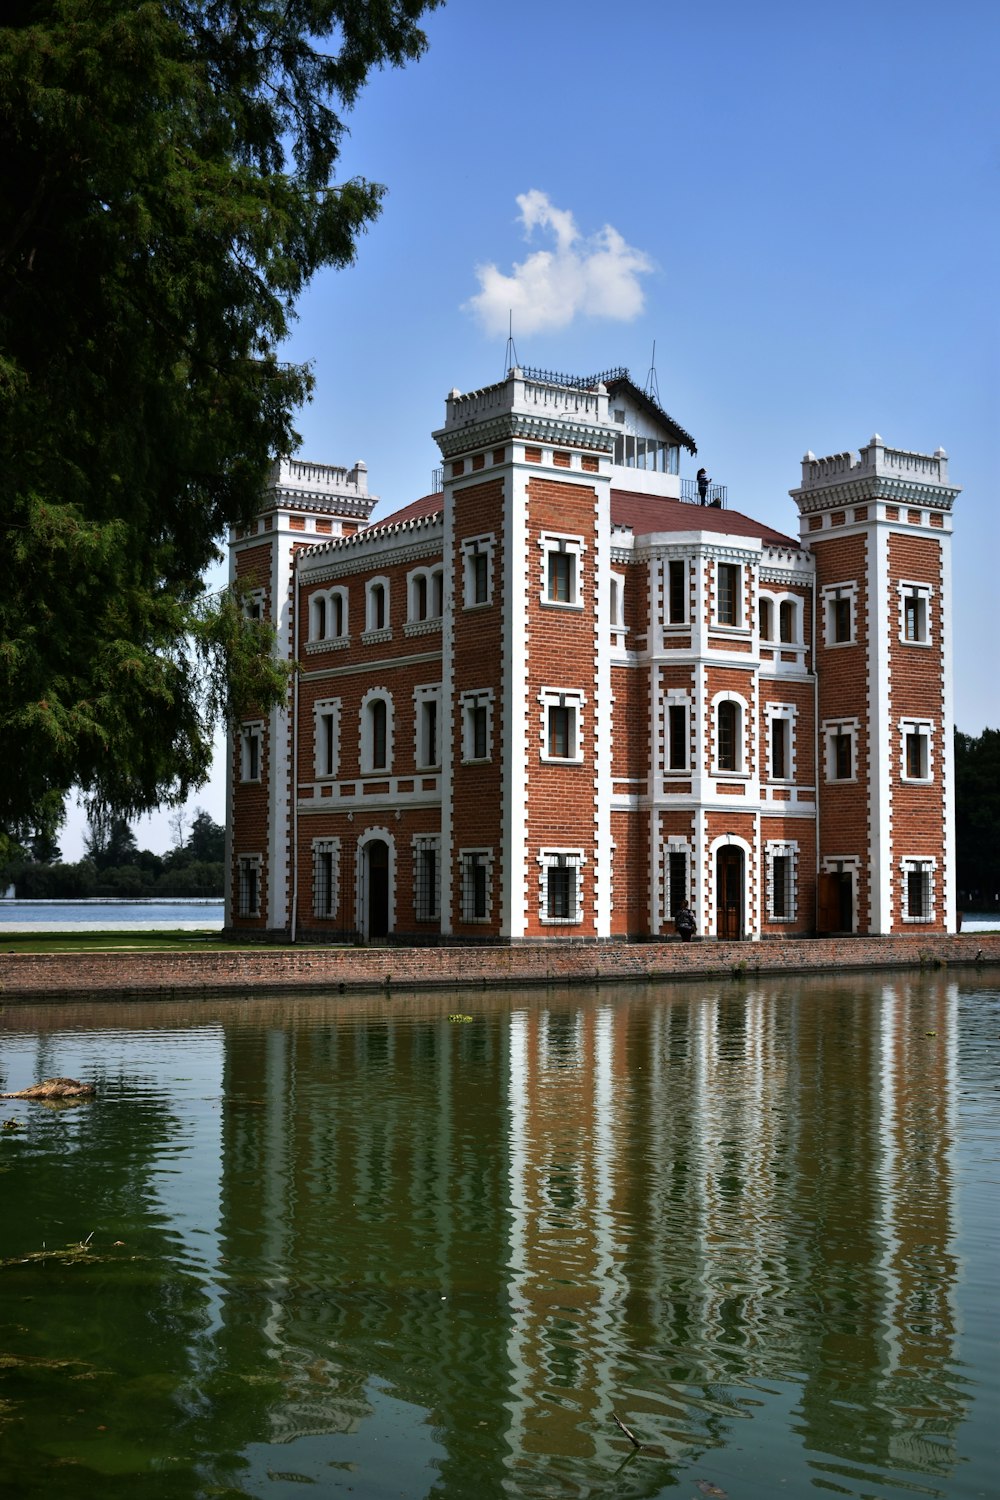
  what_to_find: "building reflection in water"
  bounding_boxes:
[211,975,966,1494]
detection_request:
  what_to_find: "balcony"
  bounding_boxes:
[680,478,727,508]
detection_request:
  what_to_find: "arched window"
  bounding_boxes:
[779,600,796,643]
[758,598,773,640]
[717,700,740,771]
[361,690,393,773]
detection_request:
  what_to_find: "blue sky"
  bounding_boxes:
[62,0,999,857]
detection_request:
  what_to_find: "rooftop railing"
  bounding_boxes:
[680,479,727,508]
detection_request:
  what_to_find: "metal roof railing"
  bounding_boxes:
[680,479,727,508]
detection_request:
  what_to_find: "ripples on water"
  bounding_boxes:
[0,975,997,1499]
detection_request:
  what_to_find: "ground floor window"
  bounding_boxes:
[460,849,492,923]
[902,857,936,923]
[663,844,691,926]
[237,854,262,918]
[538,849,584,925]
[412,837,440,922]
[312,839,340,920]
[766,842,798,922]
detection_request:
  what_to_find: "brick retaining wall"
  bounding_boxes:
[1,934,997,1002]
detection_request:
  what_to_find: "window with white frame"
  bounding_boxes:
[663,842,691,922]
[313,698,340,778]
[610,570,626,640]
[823,718,858,781]
[309,586,348,643]
[540,687,585,762]
[462,534,495,608]
[407,566,444,624]
[237,854,262,917]
[765,703,796,782]
[766,841,798,921]
[715,561,743,627]
[240,722,263,782]
[666,558,688,625]
[459,848,492,923]
[899,718,933,782]
[665,697,689,772]
[901,856,936,923]
[360,689,393,773]
[413,685,441,770]
[898,580,932,645]
[538,849,584,925]
[412,836,440,922]
[758,597,774,640]
[460,688,494,762]
[822,582,857,647]
[713,694,748,774]
[540,533,584,608]
[779,598,799,643]
[364,577,390,635]
[312,838,340,920]
[243,587,265,621]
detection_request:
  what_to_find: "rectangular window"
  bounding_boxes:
[548,550,573,603]
[472,704,488,760]
[771,717,787,780]
[463,534,495,608]
[759,598,773,639]
[667,560,686,624]
[547,865,572,919]
[313,843,339,920]
[548,705,572,758]
[905,731,925,779]
[667,850,687,913]
[717,563,740,626]
[462,852,489,922]
[834,731,852,780]
[904,591,928,642]
[237,856,261,918]
[779,600,795,643]
[413,840,440,922]
[907,868,930,920]
[473,551,489,604]
[833,597,851,643]
[772,856,790,918]
[461,690,493,762]
[717,701,739,771]
[667,704,688,770]
[241,725,262,782]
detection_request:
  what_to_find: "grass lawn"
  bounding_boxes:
[0,931,339,955]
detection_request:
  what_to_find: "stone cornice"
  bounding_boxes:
[435,410,615,459]
[791,475,959,514]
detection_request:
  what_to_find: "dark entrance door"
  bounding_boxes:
[716,846,744,939]
[366,840,389,939]
[817,871,854,934]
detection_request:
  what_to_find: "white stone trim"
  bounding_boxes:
[822,716,860,783]
[406,563,444,624]
[896,578,933,647]
[412,683,441,770]
[458,846,493,924]
[538,530,585,609]
[359,687,394,774]
[311,837,341,920]
[240,720,264,783]
[764,702,798,783]
[312,697,340,779]
[462,532,496,608]
[710,690,750,776]
[364,575,391,633]
[765,840,798,922]
[354,827,396,939]
[900,855,937,924]
[308,584,349,643]
[820,580,858,648]
[536,847,585,926]
[539,686,586,763]
[459,687,495,763]
[898,717,934,783]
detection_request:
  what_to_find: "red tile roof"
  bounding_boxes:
[611,488,801,549]
[370,488,801,551]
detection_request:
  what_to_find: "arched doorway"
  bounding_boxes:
[716,845,745,940]
[364,839,390,939]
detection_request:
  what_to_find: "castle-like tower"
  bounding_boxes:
[791,440,958,934]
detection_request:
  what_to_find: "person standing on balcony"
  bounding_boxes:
[697,468,711,504]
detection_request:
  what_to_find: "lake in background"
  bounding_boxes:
[0,898,225,931]
[0,971,997,1499]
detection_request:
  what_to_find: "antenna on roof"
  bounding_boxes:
[644,340,661,406]
[504,311,521,378]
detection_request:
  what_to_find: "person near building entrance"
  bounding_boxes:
[696,468,711,504]
[674,903,696,941]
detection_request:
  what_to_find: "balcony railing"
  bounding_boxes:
[680,479,727,508]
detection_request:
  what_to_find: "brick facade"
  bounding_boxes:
[227,377,959,942]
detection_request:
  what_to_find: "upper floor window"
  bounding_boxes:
[667,559,687,625]
[716,699,741,771]
[408,566,444,624]
[716,562,742,627]
[666,701,688,771]
[540,533,584,609]
[899,718,933,782]
[460,689,494,763]
[313,698,340,778]
[610,571,626,639]
[759,598,773,640]
[360,690,393,773]
[240,723,263,782]
[540,688,584,762]
[243,588,265,622]
[823,718,858,782]
[898,581,932,645]
[822,582,857,647]
[463,534,496,608]
[779,600,797,643]
[309,587,348,643]
[414,686,441,770]
[365,578,390,635]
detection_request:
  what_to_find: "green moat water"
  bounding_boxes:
[1,973,997,1499]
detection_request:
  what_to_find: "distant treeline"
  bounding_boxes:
[955,728,1000,912]
[7,810,224,900]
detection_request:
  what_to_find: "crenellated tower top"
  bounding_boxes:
[791,436,959,516]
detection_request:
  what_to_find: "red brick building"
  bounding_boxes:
[227,367,959,941]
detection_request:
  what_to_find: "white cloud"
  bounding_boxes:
[465,191,653,337]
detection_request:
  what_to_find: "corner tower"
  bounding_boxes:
[792,439,959,934]
[434,369,615,939]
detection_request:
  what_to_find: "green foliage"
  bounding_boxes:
[954,727,1000,908]
[0,0,438,841]
[14,807,227,896]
